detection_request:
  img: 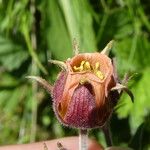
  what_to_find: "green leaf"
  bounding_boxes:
[0,72,18,88]
[113,10,134,39]
[116,68,150,133]
[3,86,27,114]
[129,123,144,150]
[42,0,96,60]
[58,0,97,51]
[114,34,150,75]
[0,35,28,71]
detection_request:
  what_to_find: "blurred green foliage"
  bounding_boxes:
[0,0,150,149]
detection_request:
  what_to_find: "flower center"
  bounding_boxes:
[73,60,104,80]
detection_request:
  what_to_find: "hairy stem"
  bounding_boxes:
[79,129,88,150]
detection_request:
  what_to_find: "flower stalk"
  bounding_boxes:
[79,129,88,150]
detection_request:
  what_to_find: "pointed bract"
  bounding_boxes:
[111,83,134,102]
[26,76,53,94]
[101,40,114,55]
[48,60,67,70]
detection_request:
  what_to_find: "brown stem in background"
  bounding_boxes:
[102,120,113,147]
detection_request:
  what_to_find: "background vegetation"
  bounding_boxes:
[0,0,150,149]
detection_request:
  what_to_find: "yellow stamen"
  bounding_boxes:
[93,62,104,79]
[84,61,91,70]
[73,60,104,80]
[73,66,80,71]
[80,78,88,84]
[95,71,104,80]
[74,60,89,72]
[73,61,85,71]
[81,61,85,66]
[95,62,100,70]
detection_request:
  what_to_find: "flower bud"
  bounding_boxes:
[53,53,117,128]
[27,41,133,129]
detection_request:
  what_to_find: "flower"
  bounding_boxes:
[27,41,133,129]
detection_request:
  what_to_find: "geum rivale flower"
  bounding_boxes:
[27,41,133,129]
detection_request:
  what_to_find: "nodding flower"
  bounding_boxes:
[27,41,133,129]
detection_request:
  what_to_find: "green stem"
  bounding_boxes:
[23,30,48,75]
[30,0,38,142]
[21,1,48,75]
[138,7,150,32]
[6,0,14,35]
